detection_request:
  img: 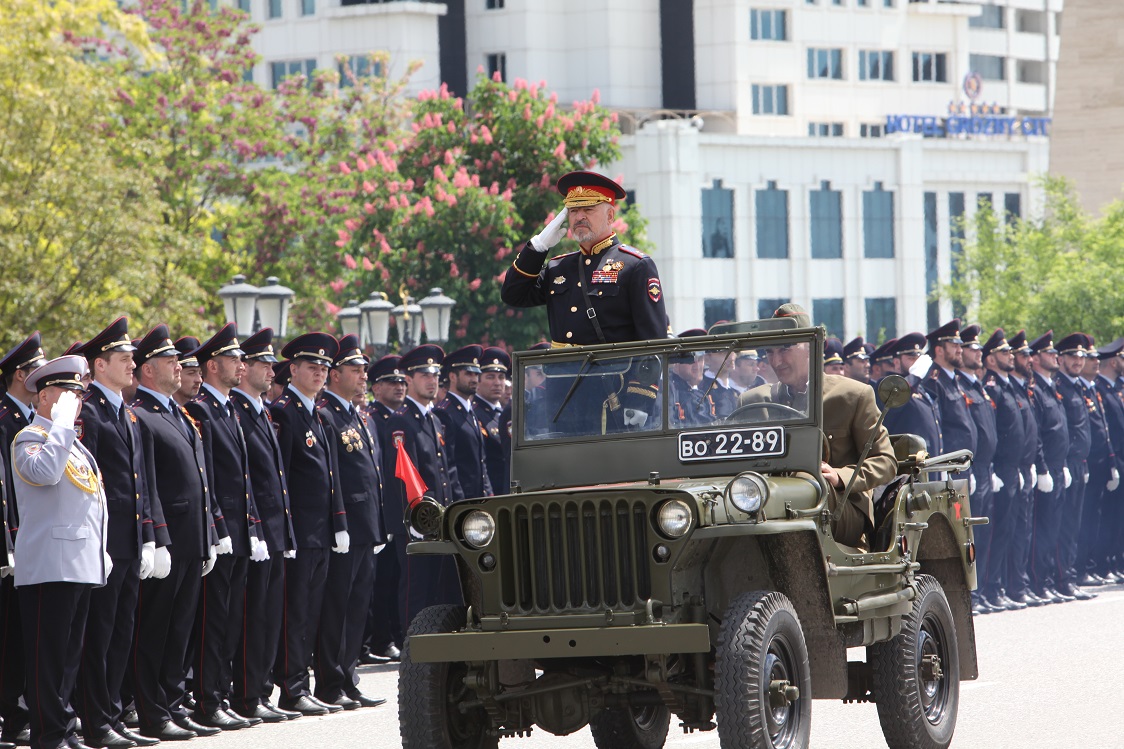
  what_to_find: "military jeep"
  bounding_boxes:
[398,320,984,749]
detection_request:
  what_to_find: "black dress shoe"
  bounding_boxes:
[1046,585,1075,602]
[277,696,328,717]
[345,692,387,709]
[112,728,158,747]
[139,722,196,741]
[82,728,137,748]
[1008,589,1045,607]
[2,728,29,746]
[1059,581,1096,600]
[232,705,287,724]
[0,742,14,749]
[172,716,219,737]
[192,709,250,730]
[359,651,388,665]
[383,644,402,662]
[324,695,360,711]
[306,696,343,714]
[121,712,139,730]
[983,591,1009,611]
[1079,572,1104,586]
[224,708,261,727]
[66,736,95,749]
[263,701,301,720]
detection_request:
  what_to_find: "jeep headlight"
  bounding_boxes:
[461,510,496,549]
[727,472,768,514]
[656,499,692,538]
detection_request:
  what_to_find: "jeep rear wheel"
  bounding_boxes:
[590,703,670,749]
[715,591,811,749]
[870,574,959,749]
[399,604,498,749]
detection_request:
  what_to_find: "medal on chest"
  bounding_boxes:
[305,429,317,448]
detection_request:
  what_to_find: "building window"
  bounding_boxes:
[807,48,844,80]
[859,50,894,81]
[486,53,506,82]
[271,59,316,89]
[236,0,250,11]
[704,299,737,330]
[866,298,897,341]
[242,66,253,83]
[860,123,884,138]
[751,84,789,115]
[924,192,939,330]
[267,0,282,19]
[486,0,505,8]
[912,52,948,82]
[949,192,966,318]
[858,0,869,5]
[863,182,895,259]
[808,122,844,137]
[810,181,842,259]
[970,5,1004,28]
[883,0,894,7]
[750,9,787,40]
[702,180,734,259]
[813,299,844,341]
[756,181,789,259]
[969,54,1006,81]
[758,298,787,320]
[301,0,314,15]
[832,0,843,5]
[1004,193,1021,219]
[338,56,383,87]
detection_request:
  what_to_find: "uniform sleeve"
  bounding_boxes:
[12,424,75,486]
[138,418,171,548]
[627,255,670,341]
[189,404,229,542]
[323,418,348,535]
[500,242,550,308]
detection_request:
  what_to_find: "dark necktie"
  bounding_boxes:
[118,405,133,448]
[170,405,192,441]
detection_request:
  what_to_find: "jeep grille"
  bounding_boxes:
[497,499,653,613]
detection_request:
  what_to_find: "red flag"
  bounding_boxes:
[393,431,428,508]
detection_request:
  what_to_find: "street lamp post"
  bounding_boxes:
[256,277,296,338]
[358,291,394,355]
[337,299,362,339]
[218,275,296,341]
[391,298,424,350]
[217,275,260,338]
[418,287,457,346]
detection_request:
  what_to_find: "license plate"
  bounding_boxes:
[677,427,786,463]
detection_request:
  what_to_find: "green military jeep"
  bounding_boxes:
[398,321,983,749]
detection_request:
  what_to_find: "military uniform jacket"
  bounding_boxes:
[984,372,1025,469]
[879,373,943,456]
[498,402,512,495]
[318,394,387,546]
[472,395,507,498]
[1055,374,1091,464]
[670,371,716,427]
[501,235,669,345]
[133,390,218,561]
[701,375,738,420]
[924,367,977,456]
[1010,377,1042,470]
[383,399,464,536]
[1082,379,1114,466]
[436,395,493,500]
[269,388,346,549]
[186,390,261,555]
[230,391,296,554]
[12,416,109,587]
[957,372,997,472]
[78,385,168,558]
[1099,375,1124,472]
[1027,372,1068,472]
[0,393,35,541]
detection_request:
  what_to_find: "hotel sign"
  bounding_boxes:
[884,72,1051,139]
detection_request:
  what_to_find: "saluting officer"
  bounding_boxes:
[473,347,511,496]
[880,333,943,456]
[1006,331,1048,608]
[12,356,108,749]
[1076,334,1116,589]
[1053,334,1095,601]
[1091,338,1124,583]
[131,325,218,742]
[383,345,464,631]
[75,318,169,746]
[228,328,297,723]
[185,324,267,730]
[437,346,493,500]
[313,335,387,710]
[269,333,347,717]
[0,332,46,747]
[842,337,871,384]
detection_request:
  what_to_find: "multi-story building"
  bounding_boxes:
[240,0,1062,338]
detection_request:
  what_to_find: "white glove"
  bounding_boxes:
[623,408,648,427]
[332,530,350,554]
[153,546,171,579]
[104,552,114,578]
[216,535,233,555]
[283,549,296,559]
[1083,469,1089,484]
[991,473,1003,492]
[1018,471,1024,491]
[529,208,568,252]
[968,473,976,494]
[202,545,217,576]
[373,543,386,555]
[51,391,81,431]
[1108,467,1120,491]
[2,550,13,578]
[1037,470,1054,493]
[908,354,933,379]
[1063,466,1072,488]
[139,542,156,580]
[1030,465,1037,485]
[249,536,269,562]
[0,565,10,579]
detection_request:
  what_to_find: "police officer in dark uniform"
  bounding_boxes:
[842,337,871,384]
[1026,332,1071,602]
[437,346,493,500]
[185,324,264,731]
[269,333,347,716]
[228,328,297,723]
[1053,333,1095,600]
[1076,334,1116,588]
[382,345,463,631]
[868,338,898,383]
[314,335,387,710]
[131,325,219,741]
[924,320,977,461]
[1007,331,1049,607]
[76,318,170,747]
[669,330,716,427]
[1091,338,1124,583]
[473,348,510,496]
[823,338,845,376]
[172,337,202,408]
[0,333,46,747]
[880,333,942,456]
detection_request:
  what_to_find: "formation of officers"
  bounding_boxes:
[0,318,517,749]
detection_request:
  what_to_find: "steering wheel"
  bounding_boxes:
[725,401,805,424]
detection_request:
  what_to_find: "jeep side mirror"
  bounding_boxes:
[877,374,912,410]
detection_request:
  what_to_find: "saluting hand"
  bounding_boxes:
[530,208,569,253]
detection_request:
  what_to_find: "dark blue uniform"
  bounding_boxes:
[363,400,404,658]
[880,373,943,456]
[958,371,996,602]
[437,395,493,500]
[1027,370,1068,592]
[1093,374,1124,577]
[924,367,977,456]
[669,371,716,427]
[1008,375,1041,601]
[472,394,508,495]
[1078,377,1115,580]
[983,371,1024,603]
[1055,373,1091,590]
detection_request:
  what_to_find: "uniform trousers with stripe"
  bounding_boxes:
[77,559,139,736]
[275,548,329,701]
[194,554,248,714]
[0,576,28,738]
[231,554,283,713]
[1031,465,1065,589]
[314,546,375,701]
[1057,459,1088,585]
[365,536,403,653]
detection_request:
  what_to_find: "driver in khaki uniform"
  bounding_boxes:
[739,304,897,549]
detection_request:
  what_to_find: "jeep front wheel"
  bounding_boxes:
[399,604,498,749]
[870,574,960,749]
[715,591,811,749]
[590,703,670,749]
